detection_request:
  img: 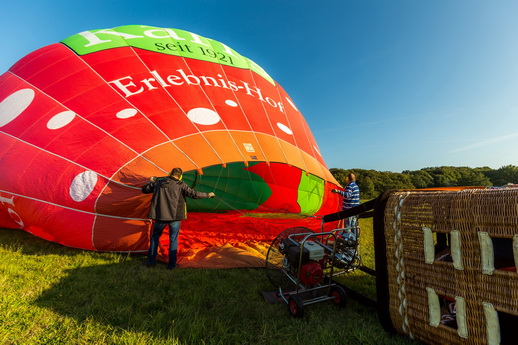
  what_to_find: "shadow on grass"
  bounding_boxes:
[35,260,196,332]
[31,259,415,345]
[0,228,262,342]
[2,228,419,344]
[0,227,272,342]
[32,257,280,343]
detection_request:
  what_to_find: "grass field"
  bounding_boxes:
[0,218,421,345]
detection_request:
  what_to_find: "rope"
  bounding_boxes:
[393,192,413,339]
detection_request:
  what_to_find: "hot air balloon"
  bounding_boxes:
[0,25,342,267]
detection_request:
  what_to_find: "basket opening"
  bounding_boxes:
[499,310,517,345]
[491,237,515,271]
[438,294,457,330]
[434,232,452,262]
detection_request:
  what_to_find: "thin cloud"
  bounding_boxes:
[449,133,518,153]
[313,114,420,133]
[313,108,465,134]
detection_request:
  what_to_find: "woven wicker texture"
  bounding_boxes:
[383,188,518,345]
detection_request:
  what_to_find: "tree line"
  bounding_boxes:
[330,165,518,200]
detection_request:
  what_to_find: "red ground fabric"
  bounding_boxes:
[154,211,339,268]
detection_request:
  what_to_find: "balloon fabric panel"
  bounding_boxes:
[0,25,343,268]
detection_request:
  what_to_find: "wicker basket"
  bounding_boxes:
[377,188,518,345]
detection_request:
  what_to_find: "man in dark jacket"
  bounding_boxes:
[142,167,215,269]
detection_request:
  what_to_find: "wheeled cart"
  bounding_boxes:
[265,225,360,317]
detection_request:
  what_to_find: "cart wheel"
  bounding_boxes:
[265,227,314,291]
[288,295,304,318]
[329,285,347,308]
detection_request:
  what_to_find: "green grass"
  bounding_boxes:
[0,219,420,345]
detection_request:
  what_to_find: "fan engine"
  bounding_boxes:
[279,239,325,286]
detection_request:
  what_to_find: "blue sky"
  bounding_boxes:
[2,0,518,172]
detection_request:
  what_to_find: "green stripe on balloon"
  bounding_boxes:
[61,25,274,84]
[297,172,325,214]
[183,162,272,211]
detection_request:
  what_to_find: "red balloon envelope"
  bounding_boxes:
[0,25,342,267]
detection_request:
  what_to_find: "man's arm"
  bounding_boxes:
[332,189,346,197]
[141,177,156,194]
[181,183,215,199]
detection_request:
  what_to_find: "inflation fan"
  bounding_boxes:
[265,222,361,317]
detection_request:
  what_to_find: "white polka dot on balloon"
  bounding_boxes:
[225,100,238,107]
[47,111,76,129]
[0,89,35,127]
[116,108,138,119]
[285,97,298,111]
[277,123,293,135]
[8,208,24,227]
[70,171,98,202]
[187,108,221,125]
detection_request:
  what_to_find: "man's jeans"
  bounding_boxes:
[147,220,181,266]
[344,216,357,230]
